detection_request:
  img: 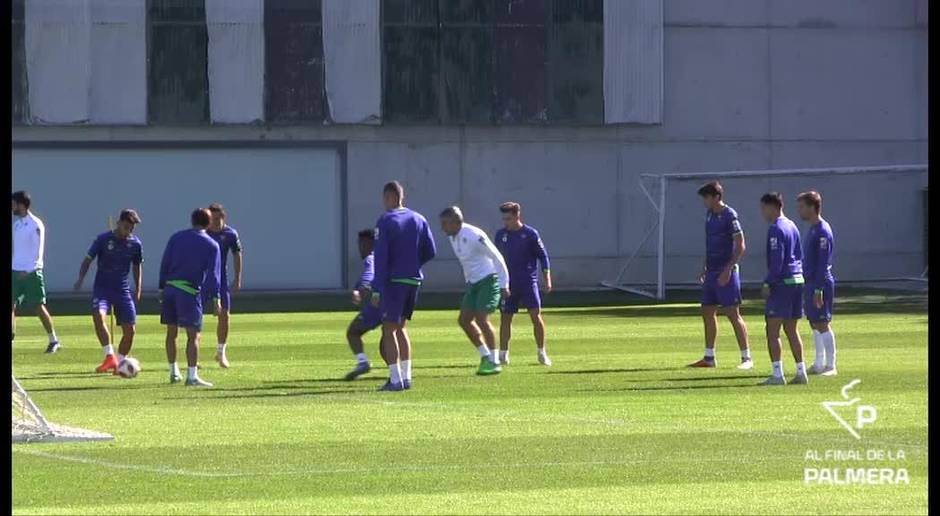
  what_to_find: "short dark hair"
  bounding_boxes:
[191,208,211,228]
[440,206,463,222]
[12,191,31,209]
[208,203,226,218]
[119,209,141,225]
[499,202,521,216]
[383,181,404,200]
[358,228,375,241]
[697,181,723,199]
[797,191,822,214]
[760,192,784,209]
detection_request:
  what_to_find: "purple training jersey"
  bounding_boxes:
[764,216,803,286]
[803,219,835,285]
[494,224,550,286]
[159,229,221,299]
[372,208,436,294]
[206,225,241,283]
[705,205,743,272]
[357,253,375,291]
[86,231,143,292]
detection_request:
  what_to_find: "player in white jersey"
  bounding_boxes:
[12,191,61,353]
[439,206,510,376]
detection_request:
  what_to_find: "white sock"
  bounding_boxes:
[48,332,57,343]
[401,359,412,381]
[187,366,198,380]
[771,361,783,378]
[740,348,751,361]
[356,352,368,364]
[103,344,114,356]
[217,343,226,353]
[169,363,180,376]
[499,350,509,362]
[490,349,500,364]
[477,345,491,358]
[389,362,403,384]
[812,330,825,367]
[117,353,126,362]
[822,330,836,369]
[704,348,715,359]
[796,362,806,376]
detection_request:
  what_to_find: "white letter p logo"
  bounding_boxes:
[856,405,877,430]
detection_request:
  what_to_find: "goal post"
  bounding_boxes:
[12,375,113,443]
[603,164,929,300]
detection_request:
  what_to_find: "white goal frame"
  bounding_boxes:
[12,375,114,443]
[602,164,929,300]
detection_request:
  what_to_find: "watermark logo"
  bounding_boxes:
[821,379,877,440]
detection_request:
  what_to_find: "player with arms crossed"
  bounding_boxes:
[797,191,837,376]
[371,182,437,391]
[759,192,808,386]
[690,181,753,369]
[159,208,222,387]
[73,209,143,373]
[344,228,382,380]
[440,206,510,376]
[203,203,243,368]
[494,202,553,366]
[12,191,61,353]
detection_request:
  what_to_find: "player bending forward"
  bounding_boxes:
[159,208,222,387]
[12,191,61,353]
[759,192,808,386]
[203,203,243,368]
[440,206,510,376]
[690,181,753,369]
[797,191,837,376]
[371,181,437,391]
[344,229,383,380]
[74,209,143,373]
[494,202,553,366]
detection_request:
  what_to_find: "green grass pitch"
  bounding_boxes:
[12,294,927,515]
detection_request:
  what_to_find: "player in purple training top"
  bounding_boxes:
[344,228,383,381]
[370,181,437,392]
[203,203,243,369]
[73,209,143,374]
[691,181,753,369]
[759,192,808,386]
[159,208,222,388]
[797,191,837,376]
[494,202,553,366]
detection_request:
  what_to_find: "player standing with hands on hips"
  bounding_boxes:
[494,202,553,366]
[159,208,222,387]
[203,203,243,369]
[12,191,61,353]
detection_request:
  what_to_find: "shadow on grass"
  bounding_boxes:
[166,389,362,400]
[583,383,763,393]
[664,374,767,382]
[17,371,103,380]
[547,367,682,375]
[26,383,152,392]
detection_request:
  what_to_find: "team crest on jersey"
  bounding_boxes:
[107,240,114,251]
[502,234,507,243]
[374,227,380,239]
[820,237,828,249]
[769,237,778,250]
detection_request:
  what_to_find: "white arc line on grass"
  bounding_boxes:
[14,448,244,478]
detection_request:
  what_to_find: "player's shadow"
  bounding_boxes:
[26,383,153,392]
[165,388,361,400]
[664,374,766,382]
[548,367,680,375]
[582,383,760,393]
[16,371,102,380]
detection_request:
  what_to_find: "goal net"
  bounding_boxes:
[12,376,113,443]
[603,164,928,300]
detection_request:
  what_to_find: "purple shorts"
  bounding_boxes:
[804,280,834,322]
[701,269,742,307]
[357,304,383,331]
[92,289,137,325]
[161,286,205,331]
[202,284,231,311]
[380,282,419,324]
[765,283,804,319]
[501,283,541,314]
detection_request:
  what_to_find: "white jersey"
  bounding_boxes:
[448,223,509,288]
[12,212,45,272]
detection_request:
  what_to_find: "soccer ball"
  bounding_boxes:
[117,357,141,378]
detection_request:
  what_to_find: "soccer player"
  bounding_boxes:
[344,228,382,380]
[759,192,808,386]
[494,202,553,366]
[11,191,61,353]
[203,203,243,368]
[159,208,222,387]
[797,191,837,376]
[690,181,753,369]
[440,206,510,376]
[370,181,437,391]
[73,209,143,373]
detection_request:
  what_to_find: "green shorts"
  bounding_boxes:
[461,274,501,313]
[12,269,47,309]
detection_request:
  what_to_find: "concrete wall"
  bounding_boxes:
[13,0,928,292]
